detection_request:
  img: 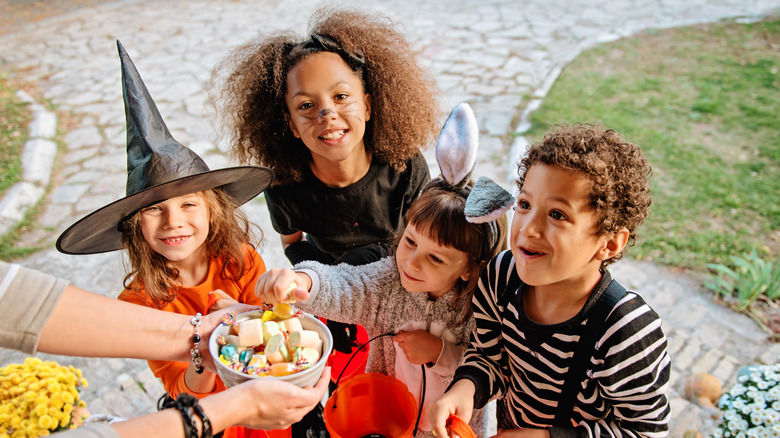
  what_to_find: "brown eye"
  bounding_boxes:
[550,210,566,220]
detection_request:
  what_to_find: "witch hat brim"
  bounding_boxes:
[55,166,273,255]
[55,41,274,255]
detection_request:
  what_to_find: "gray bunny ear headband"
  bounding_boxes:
[434,103,514,223]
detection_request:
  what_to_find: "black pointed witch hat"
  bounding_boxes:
[56,41,274,255]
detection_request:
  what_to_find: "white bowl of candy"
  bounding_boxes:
[209,305,333,388]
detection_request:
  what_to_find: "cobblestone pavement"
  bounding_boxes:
[1,1,780,436]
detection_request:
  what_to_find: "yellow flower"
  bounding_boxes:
[0,358,87,437]
[34,404,47,417]
[37,415,54,430]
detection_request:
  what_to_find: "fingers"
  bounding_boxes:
[291,286,311,302]
[313,366,331,394]
[259,269,312,304]
[208,295,239,312]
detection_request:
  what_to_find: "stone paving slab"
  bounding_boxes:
[1,0,780,436]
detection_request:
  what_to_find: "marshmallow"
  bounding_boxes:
[288,330,320,349]
[238,319,264,347]
[262,321,282,344]
[293,347,321,370]
[265,333,290,364]
[279,317,303,333]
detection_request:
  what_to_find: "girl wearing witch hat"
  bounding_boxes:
[56,42,284,438]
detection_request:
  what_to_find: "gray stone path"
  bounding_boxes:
[1,0,780,436]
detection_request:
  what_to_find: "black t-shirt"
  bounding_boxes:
[264,153,430,257]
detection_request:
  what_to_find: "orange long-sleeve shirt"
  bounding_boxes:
[118,245,266,398]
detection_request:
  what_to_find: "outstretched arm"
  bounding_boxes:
[56,367,331,438]
[39,284,256,372]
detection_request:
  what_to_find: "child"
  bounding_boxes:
[56,42,282,438]
[212,6,438,266]
[211,6,441,383]
[254,104,513,438]
[428,124,671,438]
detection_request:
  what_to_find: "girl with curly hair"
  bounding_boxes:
[211,6,441,388]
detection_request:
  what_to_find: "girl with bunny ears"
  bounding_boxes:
[252,103,513,437]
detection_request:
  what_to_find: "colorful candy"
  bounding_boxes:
[217,310,323,377]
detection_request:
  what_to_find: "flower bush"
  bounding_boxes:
[0,357,88,437]
[712,363,780,438]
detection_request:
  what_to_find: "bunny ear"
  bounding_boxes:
[435,103,479,187]
[465,176,515,223]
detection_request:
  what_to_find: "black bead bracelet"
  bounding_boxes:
[190,313,204,374]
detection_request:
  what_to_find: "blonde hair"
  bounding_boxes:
[121,188,261,308]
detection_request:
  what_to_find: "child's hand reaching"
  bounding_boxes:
[393,329,443,365]
[254,268,313,304]
[429,379,476,438]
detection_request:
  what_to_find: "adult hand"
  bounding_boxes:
[393,329,442,365]
[254,268,312,304]
[205,366,331,430]
[429,379,476,438]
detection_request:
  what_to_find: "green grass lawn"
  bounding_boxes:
[523,16,780,272]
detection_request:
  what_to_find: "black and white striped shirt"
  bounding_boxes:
[453,250,671,437]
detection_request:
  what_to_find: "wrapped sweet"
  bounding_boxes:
[216,303,323,378]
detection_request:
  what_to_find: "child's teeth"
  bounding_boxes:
[321,130,344,140]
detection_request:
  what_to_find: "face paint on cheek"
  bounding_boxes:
[340,100,366,116]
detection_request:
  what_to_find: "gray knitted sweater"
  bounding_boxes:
[296,256,486,437]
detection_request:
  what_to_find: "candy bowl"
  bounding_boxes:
[209,309,333,388]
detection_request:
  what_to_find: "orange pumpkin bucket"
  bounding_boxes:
[324,373,417,438]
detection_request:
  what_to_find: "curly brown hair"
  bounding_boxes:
[121,188,261,308]
[210,7,441,186]
[396,178,509,325]
[517,124,652,268]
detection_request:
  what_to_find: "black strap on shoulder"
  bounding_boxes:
[496,252,522,309]
[553,279,626,427]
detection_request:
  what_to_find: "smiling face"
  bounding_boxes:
[285,52,372,171]
[395,222,471,298]
[510,164,622,292]
[139,192,210,267]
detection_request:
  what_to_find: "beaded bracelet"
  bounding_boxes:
[173,394,198,438]
[188,396,213,438]
[190,313,204,374]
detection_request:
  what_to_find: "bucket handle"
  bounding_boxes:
[332,331,425,437]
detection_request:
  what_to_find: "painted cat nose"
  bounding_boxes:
[317,108,335,121]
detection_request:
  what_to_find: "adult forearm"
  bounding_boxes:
[109,409,187,438]
[38,285,191,361]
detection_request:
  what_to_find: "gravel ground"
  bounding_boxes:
[0,0,112,36]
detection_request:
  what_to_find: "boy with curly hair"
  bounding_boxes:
[429,124,671,437]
